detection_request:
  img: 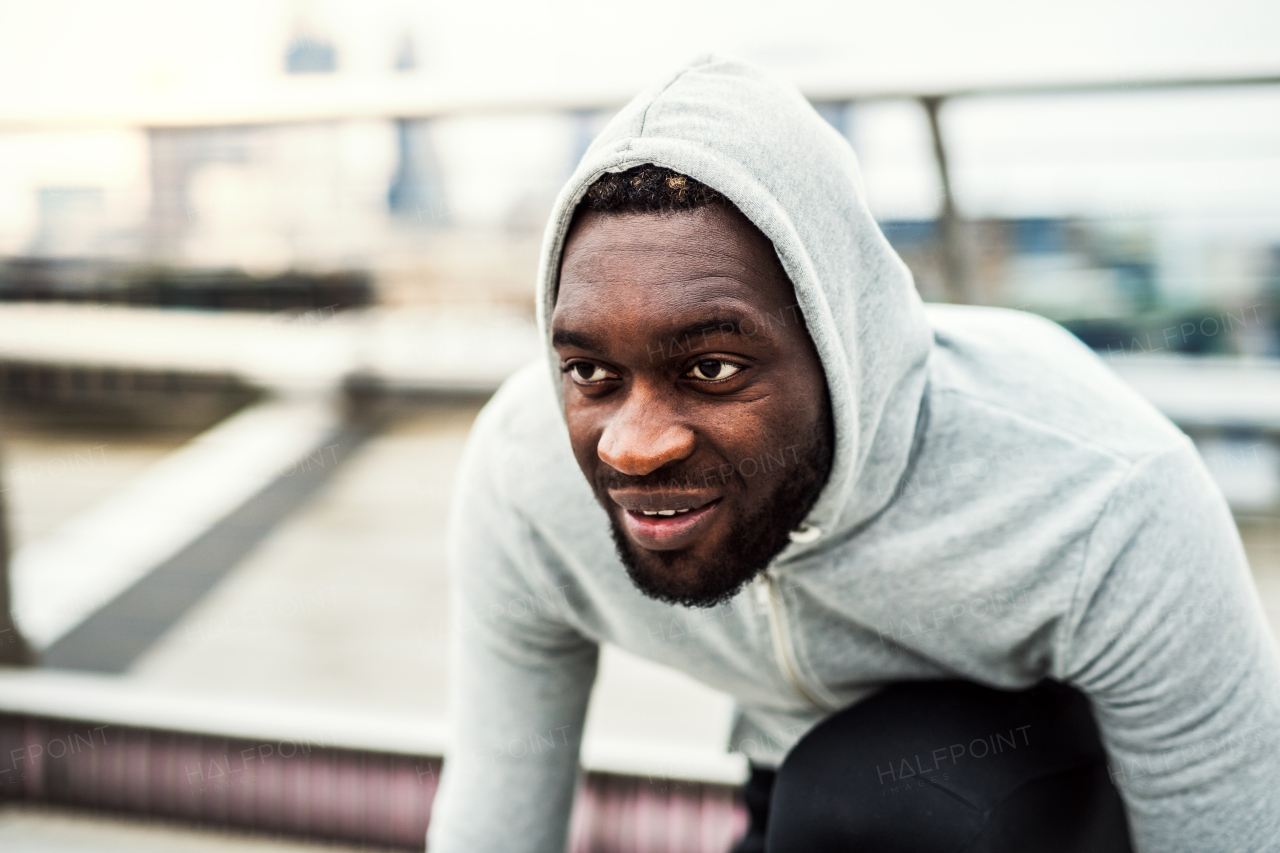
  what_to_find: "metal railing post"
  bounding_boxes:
[0,435,35,666]
[921,95,972,304]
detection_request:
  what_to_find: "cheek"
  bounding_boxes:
[563,400,603,470]
[734,388,825,471]
[700,410,785,478]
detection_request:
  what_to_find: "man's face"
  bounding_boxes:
[552,205,833,607]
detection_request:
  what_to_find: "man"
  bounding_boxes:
[428,57,1280,852]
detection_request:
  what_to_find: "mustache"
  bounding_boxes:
[595,464,728,495]
[594,441,817,497]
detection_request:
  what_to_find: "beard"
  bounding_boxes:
[602,408,834,608]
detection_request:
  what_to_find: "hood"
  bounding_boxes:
[535,55,933,561]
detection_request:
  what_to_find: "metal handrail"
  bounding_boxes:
[2,71,1277,131]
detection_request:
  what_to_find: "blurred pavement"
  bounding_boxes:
[0,804,366,853]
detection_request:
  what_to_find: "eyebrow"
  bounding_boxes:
[660,313,757,348]
[551,328,604,350]
[552,315,766,354]
[666,316,758,344]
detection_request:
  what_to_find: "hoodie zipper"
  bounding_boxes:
[754,572,836,711]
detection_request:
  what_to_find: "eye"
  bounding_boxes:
[687,359,743,381]
[568,362,612,384]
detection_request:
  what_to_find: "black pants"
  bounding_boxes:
[732,680,1133,853]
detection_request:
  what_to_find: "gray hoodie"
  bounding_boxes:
[428,57,1280,853]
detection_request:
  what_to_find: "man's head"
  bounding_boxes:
[552,165,834,607]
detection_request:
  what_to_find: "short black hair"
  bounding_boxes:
[580,164,724,214]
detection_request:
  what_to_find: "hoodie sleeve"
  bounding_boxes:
[1058,442,1280,853]
[427,410,599,853]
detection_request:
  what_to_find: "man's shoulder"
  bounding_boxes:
[473,360,565,448]
[456,360,618,596]
[924,304,1185,464]
[464,360,587,509]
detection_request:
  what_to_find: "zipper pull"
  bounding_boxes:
[753,573,772,612]
[789,523,822,544]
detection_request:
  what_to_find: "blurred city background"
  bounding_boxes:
[1,0,1278,850]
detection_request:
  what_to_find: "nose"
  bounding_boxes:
[597,391,695,477]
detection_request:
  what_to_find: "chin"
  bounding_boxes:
[628,546,753,608]
[607,520,766,608]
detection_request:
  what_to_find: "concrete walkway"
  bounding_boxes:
[0,804,366,853]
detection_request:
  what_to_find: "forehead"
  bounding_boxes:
[554,207,795,325]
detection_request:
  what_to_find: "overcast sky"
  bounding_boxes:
[0,0,1277,258]
[1,0,1277,118]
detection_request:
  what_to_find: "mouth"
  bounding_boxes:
[610,493,722,551]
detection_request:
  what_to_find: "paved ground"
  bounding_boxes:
[1240,518,1280,635]
[1,423,197,549]
[125,402,473,717]
[0,804,366,853]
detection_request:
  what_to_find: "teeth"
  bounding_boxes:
[640,508,694,517]
[658,510,675,516]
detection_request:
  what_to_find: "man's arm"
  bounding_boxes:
[1059,442,1280,852]
[427,420,598,853]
